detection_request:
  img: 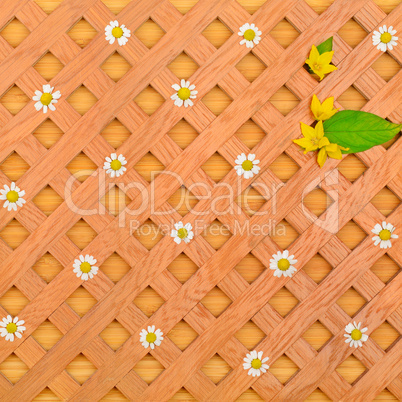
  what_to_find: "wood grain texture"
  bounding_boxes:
[0,0,401,400]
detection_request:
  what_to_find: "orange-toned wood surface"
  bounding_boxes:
[0,0,401,400]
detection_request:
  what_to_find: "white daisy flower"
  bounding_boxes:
[103,153,127,178]
[344,321,369,348]
[105,20,131,46]
[171,221,194,244]
[32,84,61,113]
[238,23,262,48]
[171,79,197,108]
[0,182,26,211]
[234,153,260,179]
[0,315,25,342]
[371,221,398,249]
[140,325,163,349]
[372,25,398,52]
[269,250,297,278]
[243,350,269,377]
[73,255,98,281]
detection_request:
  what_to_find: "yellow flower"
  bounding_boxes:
[311,94,339,121]
[317,143,349,167]
[294,121,329,154]
[306,45,338,81]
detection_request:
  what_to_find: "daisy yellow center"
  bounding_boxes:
[112,27,123,38]
[244,29,256,41]
[40,93,53,106]
[351,329,362,341]
[6,190,19,203]
[110,159,122,171]
[379,229,391,241]
[241,160,253,171]
[251,359,262,369]
[6,323,17,334]
[177,228,188,239]
[80,262,91,273]
[277,258,290,271]
[146,332,156,343]
[380,32,392,44]
[177,87,191,101]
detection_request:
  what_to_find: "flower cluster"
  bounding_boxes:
[306,45,337,81]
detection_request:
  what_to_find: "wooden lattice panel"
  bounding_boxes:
[0,0,401,400]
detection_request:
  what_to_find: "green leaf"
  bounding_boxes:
[317,37,333,54]
[323,110,401,153]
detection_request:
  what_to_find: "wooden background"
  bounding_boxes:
[0,0,401,400]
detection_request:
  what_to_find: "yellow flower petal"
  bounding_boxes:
[321,64,338,75]
[317,148,327,168]
[300,122,316,139]
[318,51,334,65]
[315,121,325,139]
[327,146,343,159]
[309,45,320,63]
[311,94,321,120]
[294,138,318,153]
[321,96,334,110]
[319,136,330,148]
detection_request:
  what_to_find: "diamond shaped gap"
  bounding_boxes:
[67,18,97,48]
[66,219,97,249]
[201,152,232,183]
[133,354,164,384]
[307,389,332,401]
[236,0,267,14]
[167,253,199,283]
[271,220,298,249]
[33,119,64,149]
[0,18,30,48]
[200,354,231,384]
[100,185,131,217]
[338,154,367,182]
[135,19,165,49]
[202,86,232,116]
[336,355,367,384]
[134,152,165,183]
[371,321,400,350]
[202,219,232,250]
[132,219,164,250]
[235,253,266,284]
[134,85,165,116]
[168,0,198,14]
[32,320,63,351]
[100,0,131,14]
[66,287,97,317]
[66,152,97,182]
[0,219,30,250]
[34,51,64,81]
[168,119,199,149]
[101,52,131,82]
[235,321,266,349]
[303,187,334,217]
[168,320,198,351]
[372,53,401,82]
[37,388,61,400]
[270,19,300,48]
[168,52,198,80]
[0,85,30,115]
[336,287,367,317]
[236,186,266,216]
[235,119,266,149]
[338,19,367,48]
[269,86,300,116]
[304,0,334,14]
[370,254,400,284]
[66,354,97,385]
[336,220,367,250]
[302,253,333,284]
[370,187,400,217]
[0,286,29,316]
[270,355,299,384]
[269,152,300,182]
[268,287,299,317]
[201,287,232,317]
[100,253,131,283]
[100,320,131,350]
[173,389,198,400]
[133,286,165,317]
[168,186,199,216]
[338,86,367,110]
[33,0,63,14]
[0,354,28,384]
[103,388,129,401]
[202,19,232,49]
[236,52,267,83]
[302,321,333,350]
[33,185,64,216]
[67,85,98,115]
[33,253,64,283]
[0,151,29,181]
[100,119,130,149]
